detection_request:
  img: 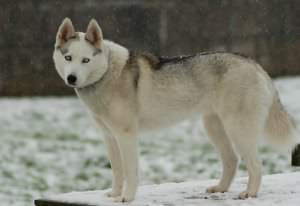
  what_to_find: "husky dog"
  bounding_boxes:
[53,18,297,202]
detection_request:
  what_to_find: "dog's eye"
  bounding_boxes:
[64,55,72,61]
[82,58,90,63]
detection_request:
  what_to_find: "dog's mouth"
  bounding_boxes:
[65,80,91,90]
[66,83,78,88]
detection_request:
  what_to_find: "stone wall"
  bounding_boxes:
[1,0,300,96]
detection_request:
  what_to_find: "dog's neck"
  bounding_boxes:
[104,40,129,77]
[76,40,129,92]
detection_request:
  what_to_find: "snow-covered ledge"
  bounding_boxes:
[35,172,300,206]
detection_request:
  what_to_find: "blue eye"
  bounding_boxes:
[82,58,90,63]
[64,55,72,61]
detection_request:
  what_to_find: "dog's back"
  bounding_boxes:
[137,53,277,131]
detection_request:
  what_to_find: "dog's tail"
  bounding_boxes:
[264,94,298,152]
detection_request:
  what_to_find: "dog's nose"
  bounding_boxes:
[67,74,77,85]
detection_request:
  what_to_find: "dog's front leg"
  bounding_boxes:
[113,128,139,202]
[103,135,124,198]
[93,119,124,198]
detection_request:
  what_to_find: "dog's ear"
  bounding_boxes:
[55,17,76,48]
[85,19,103,49]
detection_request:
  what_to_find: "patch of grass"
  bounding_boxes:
[239,163,247,171]
[31,112,45,121]
[2,170,14,179]
[76,172,89,181]
[32,177,49,191]
[33,132,48,139]
[207,157,218,164]
[56,133,80,141]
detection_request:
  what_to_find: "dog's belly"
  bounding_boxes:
[139,113,196,132]
[138,97,206,131]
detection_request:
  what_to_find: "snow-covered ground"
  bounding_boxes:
[36,172,300,206]
[0,77,300,206]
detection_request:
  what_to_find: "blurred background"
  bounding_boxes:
[1,0,300,96]
[0,1,300,206]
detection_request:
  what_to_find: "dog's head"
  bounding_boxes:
[53,18,108,88]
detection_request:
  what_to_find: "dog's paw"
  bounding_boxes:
[113,196,124,202]
[113,196,134,203]
[206,185,227,193]
[105,190,121,198]
[238,191,257,199]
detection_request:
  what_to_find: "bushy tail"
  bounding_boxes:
[264,96,298,152]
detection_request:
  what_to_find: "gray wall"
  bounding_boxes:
[1,0,300,96]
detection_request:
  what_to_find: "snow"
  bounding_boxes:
[37,172,300,206]
[0,76,300,206]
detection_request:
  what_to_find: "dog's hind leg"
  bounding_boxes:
[203,114,238,193]
[223,115,263,199]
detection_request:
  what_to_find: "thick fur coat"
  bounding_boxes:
[53,18,297,202]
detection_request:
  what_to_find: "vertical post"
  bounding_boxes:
[292,144,300,166]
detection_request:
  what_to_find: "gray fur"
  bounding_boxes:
[93,48,102,56]
[56,32,80,55]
